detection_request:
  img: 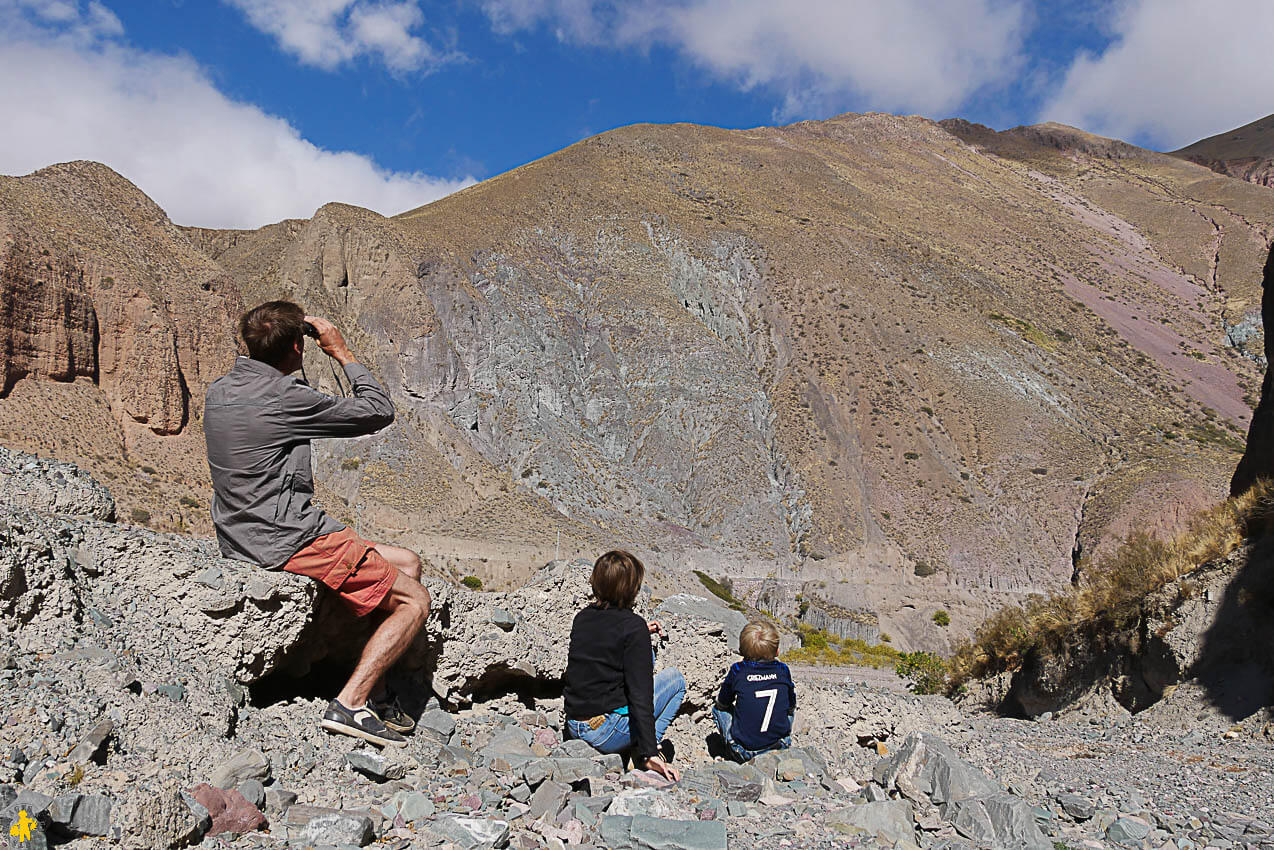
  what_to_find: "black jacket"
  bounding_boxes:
[562,605,657,759]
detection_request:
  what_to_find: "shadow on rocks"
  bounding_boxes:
[1192,535,1274,722]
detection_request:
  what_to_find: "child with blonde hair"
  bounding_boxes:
[712,620,795,761]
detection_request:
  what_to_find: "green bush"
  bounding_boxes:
[932,610,951,627]
[693,570,744,611]
[130,508,151,526]
[461,575,483,590]
[178,495,200,509]
[913,561,938,577]
[896,651,947,695]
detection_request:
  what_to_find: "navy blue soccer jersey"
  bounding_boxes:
[716,659,796,751]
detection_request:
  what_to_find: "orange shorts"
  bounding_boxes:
[283,527,397,617]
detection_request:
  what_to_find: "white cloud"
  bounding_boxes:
[480,0,1029,118]
[1039,0,1274,150]
[224,0,459,72]
[0,1,472,229]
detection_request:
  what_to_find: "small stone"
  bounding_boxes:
[346,749,407,781]
[827,800,915,846]
[194,566,223,589]
[529,780,571,820]
[1108,815,1153,844]
[302,812,376,847]
[432,814,511,850]
[393,790,435,822]
[1058,793,1095,821]
[603,814,728,850]
[67,719,112,765]
[491,608,517,631]
[47,792,111,837]
[156,683,185,702]
[236,779,265,810]
[209,749,270,789]
[420,709,457,744]
[862,783,890,803]
[188,783,266,836]
[262,788,296,813]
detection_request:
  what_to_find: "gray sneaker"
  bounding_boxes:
[320,699,406,747]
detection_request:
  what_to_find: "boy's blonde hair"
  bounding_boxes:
[739,620,780,660]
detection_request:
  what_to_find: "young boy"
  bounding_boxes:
[712,621,795,761]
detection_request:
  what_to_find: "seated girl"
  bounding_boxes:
[562,550,685,782]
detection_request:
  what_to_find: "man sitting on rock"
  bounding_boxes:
[204,300,431,747]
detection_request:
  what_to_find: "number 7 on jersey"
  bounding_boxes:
[755,688,778,732]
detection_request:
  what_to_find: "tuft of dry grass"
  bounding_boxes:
[784,624,902,669]
[948,479,1274,691]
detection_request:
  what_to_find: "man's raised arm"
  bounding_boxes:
[278,316,395,439]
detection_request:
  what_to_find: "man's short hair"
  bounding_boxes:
[740,620,780,661]
[590,550,644,609]
[240,301,306,366]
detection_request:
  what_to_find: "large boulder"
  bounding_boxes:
[874,733,1052,850]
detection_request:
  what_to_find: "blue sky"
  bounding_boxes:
[1,0,1271,228]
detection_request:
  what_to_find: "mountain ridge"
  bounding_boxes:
[3,113,1272,649]
[1172,112,1274,188]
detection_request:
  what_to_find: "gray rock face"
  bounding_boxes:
[827,800,916,845]
[0,500,318,743]
[874,732,1000,804]
[654,594,747,647]
[799,598,880,644]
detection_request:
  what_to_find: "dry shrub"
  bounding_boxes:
[948,479,1274,691]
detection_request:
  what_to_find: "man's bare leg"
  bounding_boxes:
[364,544,424,703]
[336,569,430,709]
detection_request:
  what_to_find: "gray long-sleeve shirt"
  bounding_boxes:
[203,356,395,568]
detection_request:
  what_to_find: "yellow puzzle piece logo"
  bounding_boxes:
[9,809,37,843]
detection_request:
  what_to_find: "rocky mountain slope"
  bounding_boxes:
[1173,112,1274,188]
[4,448,1273,850]
[3,113,1274,647]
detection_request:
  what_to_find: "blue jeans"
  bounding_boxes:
[566,668,686,755]
[712,705,792,762]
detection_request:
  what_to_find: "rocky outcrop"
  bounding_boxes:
[0,161,240,435]
[0,446,114,521]
[799,598,880,645]
[991,534,1274,725]
[1231,244,1274,495]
